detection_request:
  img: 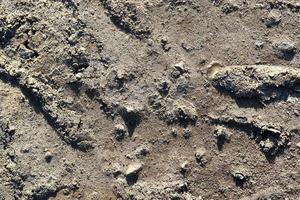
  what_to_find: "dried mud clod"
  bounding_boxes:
[0,56,95,152]
[208,64,300,104]
[165,99,198,127]
[24,179,79,200]
[100,0,151,38]
[113,179,197,200]
[149,95,198,127]
[125,162,143,185]
[207,113,291,159]
[267,0,300,13]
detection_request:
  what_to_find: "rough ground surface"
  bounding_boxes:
[0,0,299,199]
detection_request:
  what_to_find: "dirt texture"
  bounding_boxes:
[0,0,300,199]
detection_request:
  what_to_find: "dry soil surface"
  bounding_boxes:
[0,0,300,199]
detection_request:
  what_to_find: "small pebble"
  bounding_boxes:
[255,41,264,49]
[157,80,170,96]
[114,124,127,141]
[161,36,171,51]
[259,139,274,153]
[68,31,82,45]
[276,41,296,60]
[265,10,281,27]
[214,126,232,150]
[180,161,190,174]
[18,45,37,59]
[171,61,188,79]
[45,151,53,163]
[195,147,207,166]
[183,129,191,139]
[231,168,249,186]
[181,42,193,52]
[125,162,143,177]
[171,128,178,138]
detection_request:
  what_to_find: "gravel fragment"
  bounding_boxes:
[231,168,249,186]
[44,151,53,163]
[114,124,127,141]
[264,10,281,27]
[125,162,143,177]
[195,147,207,166]
[276,41,296,60]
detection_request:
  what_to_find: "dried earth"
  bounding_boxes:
[0,0,300,199]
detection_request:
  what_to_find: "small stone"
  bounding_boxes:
[21,146,30,153]
[75,72,83,80]
[5,161,16,171]
[259,139,275,153]
[181,42,193,52]
[221,3,239,14]
[62,188,71,195]
[264,10,281,27]
[44,151,53,163]
[276,41,296,60]
[233,173,245,181]
[161,36,168,44]
[183,129,191,139]
[255,59,262,64]
[68,31,82,45]
[195,147,207,166]
[113,124,127,141]
[18,45,37,59]
[180,161,190,174]
[168,99,198,126]
[214,126,232,150]
[174,60,186,72]
[125,162,143,177]
[147,38,154,46]
[176,182,189,193]
[125,162,143,185]
[171,69,181,79]
[67,54,89,73]
[231,168,249,186]
[161,36,171,51]
[171,61,189,79]
[170,128,178,137]
[157,80,170,96]
[277,42,295,52]
[7,149,15,157]
[214,126,231,141]
[255,41,264,49]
